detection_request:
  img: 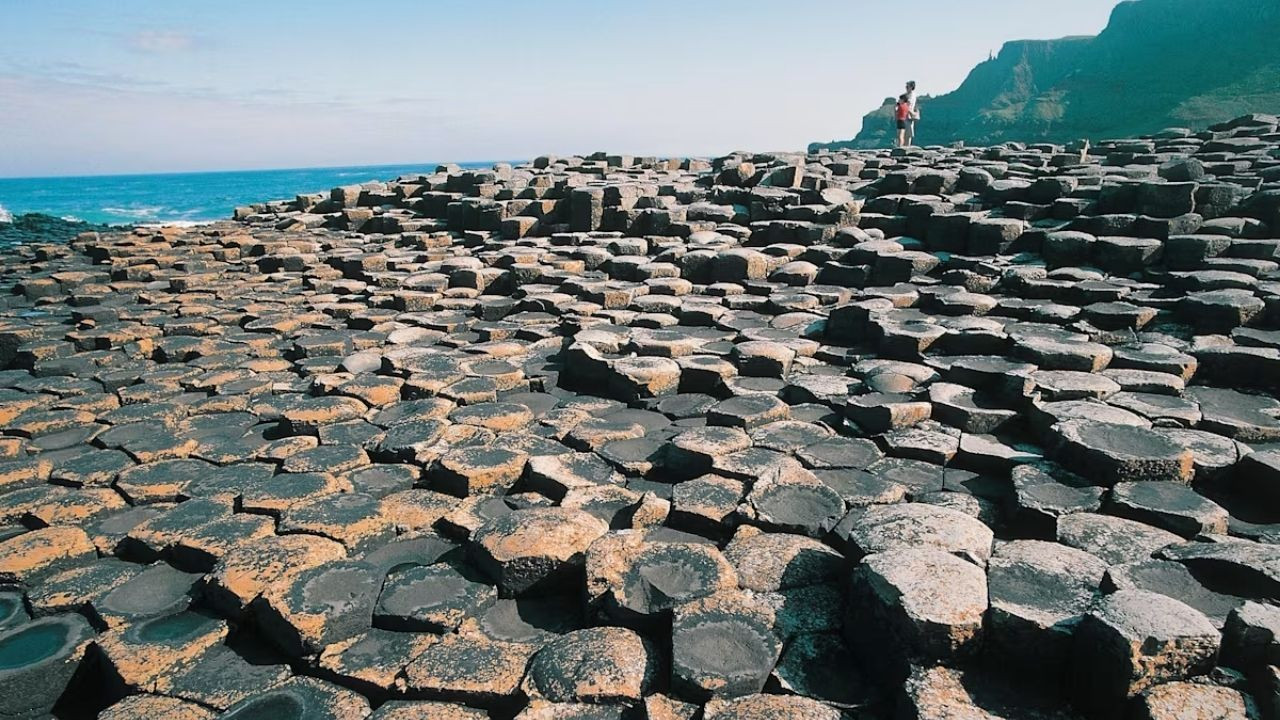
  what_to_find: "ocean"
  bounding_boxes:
[0,162,501,226]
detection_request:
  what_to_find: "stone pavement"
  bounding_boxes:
[2,114,1280,718]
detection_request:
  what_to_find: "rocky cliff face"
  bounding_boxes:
[813,0,1280,150]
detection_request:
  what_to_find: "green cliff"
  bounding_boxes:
[812,0,1280,151]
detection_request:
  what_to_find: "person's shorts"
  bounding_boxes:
[896,120,906,130]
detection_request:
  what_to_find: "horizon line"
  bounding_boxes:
[0,159,521,183]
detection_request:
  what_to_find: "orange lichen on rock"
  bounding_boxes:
[0,526,96,583]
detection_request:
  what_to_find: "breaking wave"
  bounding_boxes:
[101,205,166,220]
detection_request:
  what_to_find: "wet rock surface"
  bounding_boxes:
[3,117,1280,717]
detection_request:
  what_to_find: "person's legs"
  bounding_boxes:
[904,119,915,146]
[897,126,905,147]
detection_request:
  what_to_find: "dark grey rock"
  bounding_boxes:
[0,614,94,719]
[1068,590,1219,716]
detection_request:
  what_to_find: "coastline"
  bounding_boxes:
[0,212,131,245]
[0,161,506,227]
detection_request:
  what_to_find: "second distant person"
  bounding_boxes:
[902,80,920,146]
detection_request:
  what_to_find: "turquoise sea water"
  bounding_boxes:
[0,162,500,226]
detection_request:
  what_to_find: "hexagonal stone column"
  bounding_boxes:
[670,592,781,701]
[99,695,214,720]
[254,560,381,657]
[317,629,437,700]
[402,632,536,709]
[703,694,842,720]
[0,614,94,719]
[375,563,496,633]
[430,446,529,497]
[0,526,95,585]
[469,508,608,596]
[1049,420,1194,485]
[90,561,202,627]
[1068,590,1220,717]
[986,540,1107,672]
[216,676,370,720]
[205,534,347,616]
[162,644,291,711]
[524,626,656,703]
[739,465,846,538]
[1107,481,1229,537]
[96,611,227,692]
[585,534,736,624]
[369,701,486,720]
[837,502,993,565]
[848,548,988,680]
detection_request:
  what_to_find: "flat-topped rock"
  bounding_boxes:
[0,525,95,585]
[1158,539,1280,599]
[1104,559,1244,628]
[724,527,843,592]
[1107,481,1230,537]
[90,561,201,627]
[317,628,437,697]
[164,644,291,710]
[216,676,370,720]
[670,591,780,701]
[739,464,845,537]
[375,563,496,633]
[205,533,347,616]
[1069,590,1220,716]
[254,560,380,657]
[96,610,227,691]
[100,694,216,720]
[1049,420,1194,485]
[0,614,95,719]
[703,694,843,720]
[586,534,736,621]
[525,626,656,703]
[1057,513,1182,565]
[987,540,1108,670]
[850,549,988,675]
[1133,682,1251,720]
[837,502,994,565]
[402,632,536,706]
[470,507,608,596]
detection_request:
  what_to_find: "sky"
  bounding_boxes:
[0,0,1122,178]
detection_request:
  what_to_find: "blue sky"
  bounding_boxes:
[0,0,1122,177]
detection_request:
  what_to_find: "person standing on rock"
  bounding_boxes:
[904,80,920,146]
[895,94,912,148]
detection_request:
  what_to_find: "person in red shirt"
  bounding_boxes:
[895,94,911,147]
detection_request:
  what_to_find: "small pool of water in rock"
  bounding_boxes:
[0,623,67,669]
[136,612,210,643]
[224,692,305,720]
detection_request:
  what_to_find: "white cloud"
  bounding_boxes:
[127,30,195,53]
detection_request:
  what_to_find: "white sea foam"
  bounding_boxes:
[0,203,11,223]
[102,205,166,219]
[137,220,217,228]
